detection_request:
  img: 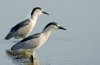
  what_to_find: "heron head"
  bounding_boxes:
[31,7,49,16]
[43,22,66,31]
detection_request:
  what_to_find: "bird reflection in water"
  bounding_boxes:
[6,49,40,65]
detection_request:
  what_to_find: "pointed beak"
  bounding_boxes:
[42,11,49,15]
[58,26,66,30]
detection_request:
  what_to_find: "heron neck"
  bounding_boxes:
[42,29,52,39]
[31,13,39,21]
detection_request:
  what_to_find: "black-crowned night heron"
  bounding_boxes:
[11,22,66,58]
[5,7,49,40]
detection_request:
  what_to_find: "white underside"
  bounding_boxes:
[14,19,36,39]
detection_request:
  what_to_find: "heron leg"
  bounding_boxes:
[24,49,33,56]
[29,55,34,63]
[29,51,35,64]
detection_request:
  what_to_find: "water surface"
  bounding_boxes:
[0,0,100,65]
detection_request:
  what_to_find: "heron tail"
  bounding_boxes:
[5,32,14,40]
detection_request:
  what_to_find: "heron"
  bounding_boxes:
[11,22,66,59]
[5,7,49,40]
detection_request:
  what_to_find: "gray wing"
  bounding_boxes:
[11,19,30,32]
[5,19,30,40]
[11,33,41,50]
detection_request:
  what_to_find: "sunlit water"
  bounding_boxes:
[0,0,100,65]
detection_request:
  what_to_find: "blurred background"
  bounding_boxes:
[0,0,100,65]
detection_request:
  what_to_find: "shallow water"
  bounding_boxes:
[0,0,100,65]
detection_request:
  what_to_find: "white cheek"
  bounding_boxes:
[39,11,42,15]
[53,26,58,29]
[49,26,57,30]
[34,10,42,15]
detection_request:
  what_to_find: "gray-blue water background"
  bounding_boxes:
[0,0,100,65]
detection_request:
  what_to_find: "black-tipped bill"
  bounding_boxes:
[42,11,49,15]
[59,26,66,30]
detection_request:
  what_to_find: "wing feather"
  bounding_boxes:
[11,33,41,50]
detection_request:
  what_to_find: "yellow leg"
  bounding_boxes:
[24,49,32,57]
[28,50,35,64]
[24,49,36,64]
